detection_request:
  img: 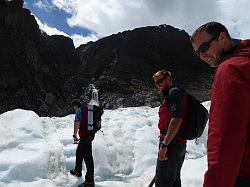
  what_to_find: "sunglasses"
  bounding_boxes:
[195,36,217,56]
[154,77,165,85]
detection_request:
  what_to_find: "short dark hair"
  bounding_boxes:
[190,21,231,42]
[70,99,81,107]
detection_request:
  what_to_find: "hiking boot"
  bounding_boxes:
[69,169,82,177]
[78,181,95,187]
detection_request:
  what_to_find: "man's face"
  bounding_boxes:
[153,75,170,91]
[192,30,222,67]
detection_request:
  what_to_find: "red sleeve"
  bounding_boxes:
[204,57,250,187]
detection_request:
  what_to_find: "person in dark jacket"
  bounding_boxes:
[69,97,95,187]
[191,21,250,187]
[153,70,188,187]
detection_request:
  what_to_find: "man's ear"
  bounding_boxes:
[218,32,227,42]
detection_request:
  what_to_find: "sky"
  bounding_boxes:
[23,0,250,47]
[0,101,210,187]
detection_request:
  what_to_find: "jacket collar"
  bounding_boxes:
[221,39,240,58]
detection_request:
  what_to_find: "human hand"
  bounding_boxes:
[73,135,79,144]
[158,147,168,161]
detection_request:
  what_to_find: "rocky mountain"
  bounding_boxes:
[0,0,213,116]
[0,0,89,116]
[76,26,213,109]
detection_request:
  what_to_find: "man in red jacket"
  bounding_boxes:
[191,21,250,187]
[153,70,188,187]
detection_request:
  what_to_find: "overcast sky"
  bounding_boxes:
[24,0,250,47]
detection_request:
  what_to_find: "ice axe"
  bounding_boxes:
[148,176,155,187]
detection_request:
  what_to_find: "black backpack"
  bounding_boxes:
[81,105,104,133]
[168,88,208,140]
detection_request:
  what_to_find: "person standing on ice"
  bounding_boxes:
[191,21,250,187]
[69,84,101,187]
[153,70,188,187]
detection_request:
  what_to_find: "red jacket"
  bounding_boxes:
[158,88,188,142]
[204,40,250,187]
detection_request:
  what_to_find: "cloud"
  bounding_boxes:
[217,0,250,39]
[33,0,55,11]
[49,0,250,39]
[34,16,98,47]
[49,0,220,36]
[71,34,98,47]
[35,16,69,36]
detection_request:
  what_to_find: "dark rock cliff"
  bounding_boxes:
[0,0,213,116]
[0,0,88,116]
[76,25,213,109]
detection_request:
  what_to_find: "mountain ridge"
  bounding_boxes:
[0,0,213,116]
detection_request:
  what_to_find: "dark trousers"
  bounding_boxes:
[75,133,95,182]
[155,138,186,187]
[234,176,250,187]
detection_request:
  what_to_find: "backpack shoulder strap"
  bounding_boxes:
[166,86,187,109]
[165,86,176,109]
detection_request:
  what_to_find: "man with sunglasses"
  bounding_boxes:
[191,21,250,187]
[153,70,188,187]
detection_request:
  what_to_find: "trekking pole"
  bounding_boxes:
[148,176,155,187]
